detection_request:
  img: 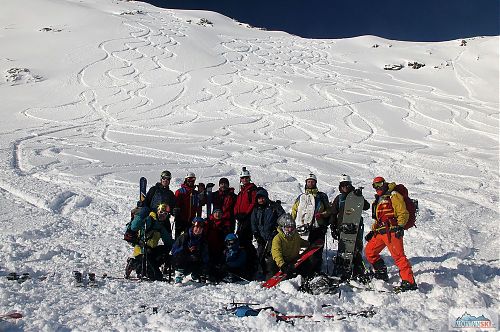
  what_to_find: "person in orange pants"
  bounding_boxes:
[364,176,417,291]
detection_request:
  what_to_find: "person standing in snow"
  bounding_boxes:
[364,176,418,291]
[270,213,312,279]
[250,188,285,279]
[233,167,258,269]
[212,177,237,233]
[171,217,210,283]
[330,174,370,280]
[125,203,174,281]
[174,172,206,239]
[291,173,331,272]
[143,170,176,212]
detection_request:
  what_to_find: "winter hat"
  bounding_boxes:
[256,188,269,199]
[213,208,222,214]
[219,177,229,186]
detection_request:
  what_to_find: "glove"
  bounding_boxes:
[365,231,374,242]
[197,182,206,192]
[314,212,322,220]
[281,262,295,275]
[331,230,339,240]
[353,188,362,196]
[394,226,404,239]
[123,229,138,244]
[188,246,198,253]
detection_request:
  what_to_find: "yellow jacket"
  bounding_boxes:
[271,227,309,268]
[372,182,409,231]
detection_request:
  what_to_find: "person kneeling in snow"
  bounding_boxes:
[125,203,174,281]
[270,213,312,279]
[222,233,251,282]
[171,217,210,283]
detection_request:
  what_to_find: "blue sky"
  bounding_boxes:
[145,0,499,41]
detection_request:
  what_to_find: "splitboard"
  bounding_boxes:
[333,191,364,280]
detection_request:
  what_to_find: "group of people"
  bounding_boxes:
[124,167,418,292]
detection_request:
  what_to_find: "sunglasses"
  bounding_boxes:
[158,211,168,216]
[161,177,171,180]
[372,181,385,189]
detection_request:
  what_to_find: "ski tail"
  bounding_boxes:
[139,177,147,206]
[262,240,324,288]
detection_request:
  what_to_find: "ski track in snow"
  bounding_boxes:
[0,0,498,331]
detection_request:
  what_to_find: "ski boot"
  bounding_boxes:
[372,260,389,282]
[395,280,418,292]
[125,257,136,279]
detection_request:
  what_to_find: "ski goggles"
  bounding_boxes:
[158,210,169,216]
[161,176,171,180]
[372,181,385,189]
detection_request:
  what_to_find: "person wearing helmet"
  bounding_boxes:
[143,170,176,213]
[270,214,311,279]
[290,173,331,272]
[174,172,206,239]
[125,202,174,281]
[212,177,237,233]
[330,174,370,280]
[365,176,417,292]
[250,188,285,280]
[171,217,210,283]
[222,233,251,282]
[233,167,258,267]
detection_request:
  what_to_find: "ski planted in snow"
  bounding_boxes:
[262,240,324,288]
[139,176,147,206]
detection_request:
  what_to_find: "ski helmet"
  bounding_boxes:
[340,174,352,184]
[239,167,251,178]
[279,213,296,237]
[372,176,385,184]
[185,172,196,179]
[225,233,239,249]
[305,173,317,182]
[160,170,171,179]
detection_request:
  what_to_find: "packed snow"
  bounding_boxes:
[0,0,498,331]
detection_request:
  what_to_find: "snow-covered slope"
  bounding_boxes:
[0,0,498,331]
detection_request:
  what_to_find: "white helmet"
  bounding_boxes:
[340,174,352,183]
[239,167,251,178]
[185,172,196,179]
[305,173,317,182]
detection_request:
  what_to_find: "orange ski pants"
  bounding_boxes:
[365,233,415,283]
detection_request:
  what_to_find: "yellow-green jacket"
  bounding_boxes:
[271,227,309,268]
[131,211,173,257]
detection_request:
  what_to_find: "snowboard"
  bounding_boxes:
[262,240,324,288]
[333,191,364,280]
[295,193,315,233]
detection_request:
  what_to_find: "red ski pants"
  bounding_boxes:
[365,233,415,284]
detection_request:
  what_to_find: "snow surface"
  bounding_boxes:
[0,0,498,331]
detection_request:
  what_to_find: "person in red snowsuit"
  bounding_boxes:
[364,176,417,292]
[233,167,258,272]
[174,172,205,239]
[212,177,237,232]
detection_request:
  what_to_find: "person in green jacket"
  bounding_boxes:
[270,213,312,279]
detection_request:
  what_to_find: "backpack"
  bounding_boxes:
[393,184,419,230]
